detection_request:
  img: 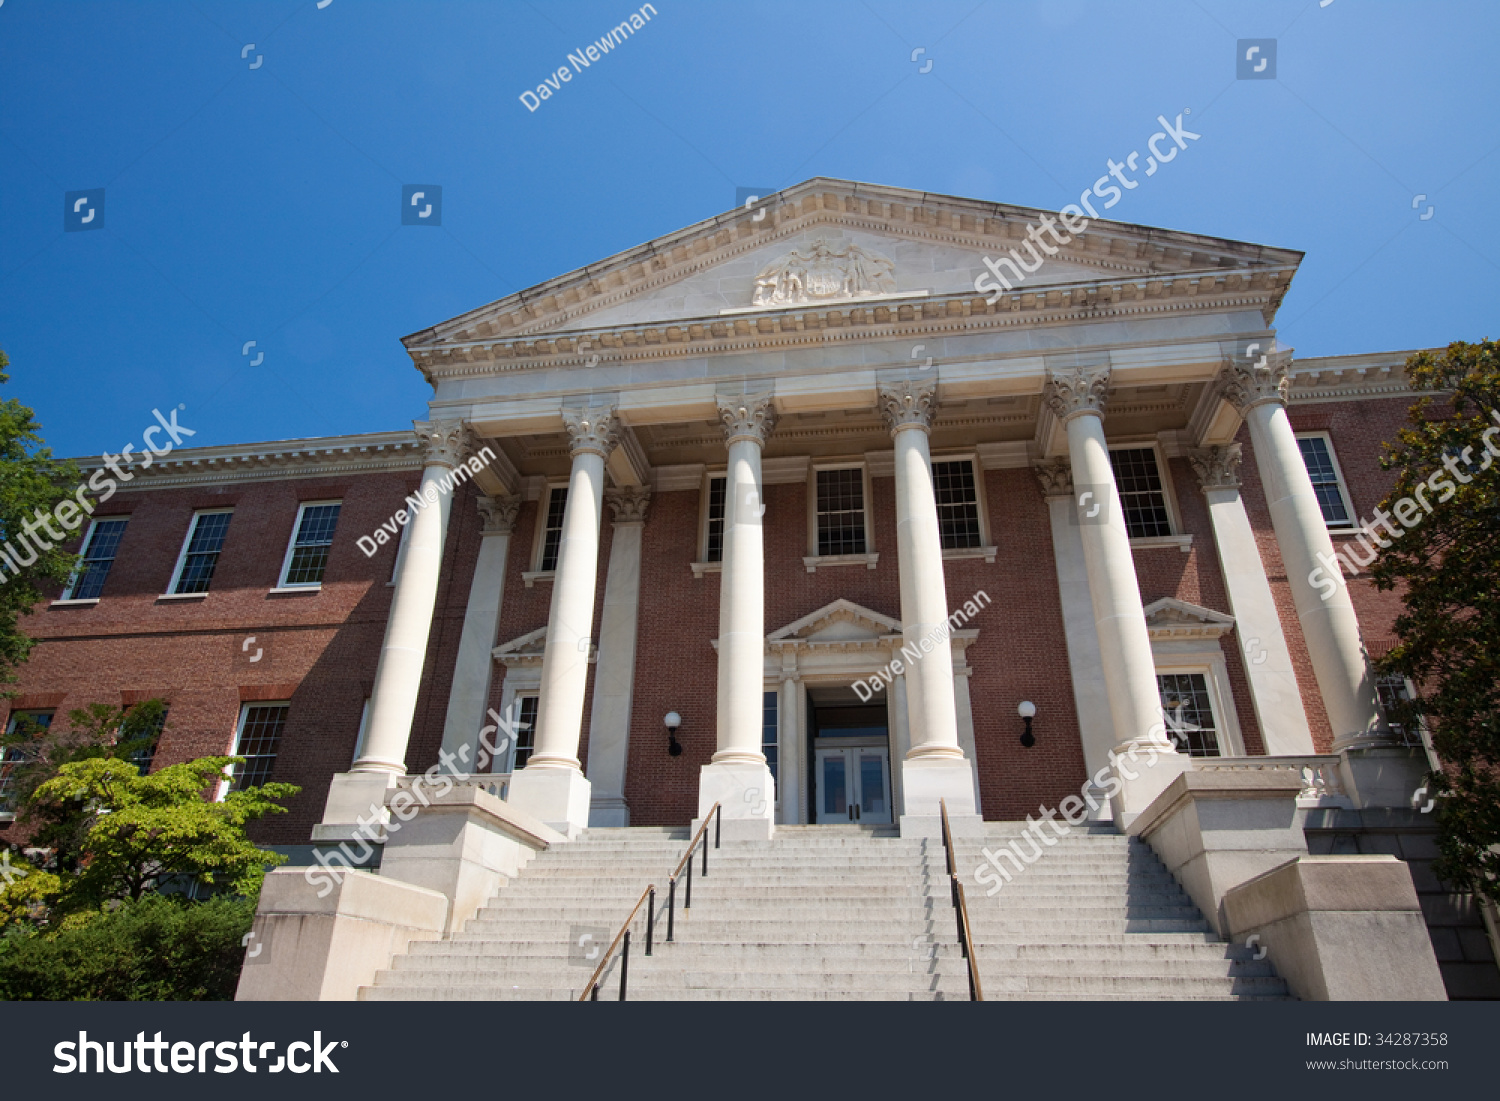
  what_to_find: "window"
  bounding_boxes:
[1,710,54,813]
[762,690,779,791]
[279,502,341,587]
[169,510,232,594]
[703,475,727,563]
[1297,434,1354,527]
[122,705,167,776]
[933,459,982,550]
[1109,448,1173,539]
[64,518,128,600]
[537,488,568,572]
[229,704,288,791]
[1376,674,1419,745]
[815,467,867,556]
[1156,673,1221,757]
[510,695,538,770]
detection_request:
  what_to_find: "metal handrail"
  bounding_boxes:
[578,882,656,1002]
[940,799,985,1001]
[665,802,721,942]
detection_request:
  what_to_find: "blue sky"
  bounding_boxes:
[1,0,1496,459]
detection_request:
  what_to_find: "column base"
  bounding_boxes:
[899,756,982,839]
[1337,743,1431,810]
[506,766,591,839]
[588,793,630,828]
[696,761,775,841]
[312,770,397,843]
[1108,745,1188,832]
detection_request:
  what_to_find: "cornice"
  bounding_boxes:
[78,430,425,490]
[1287,351,1428,405]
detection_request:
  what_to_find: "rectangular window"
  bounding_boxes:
[933,459,982,550]
[1297,434,1354,527]
[229,704,289,791]
[1156,674,1221,757]
[815,467,867,556]
[538,488,568,572]
[279,502,341,587]
[64,517,128,600]
[1375,674,1418,744]
[1109,447,1173,539]
[704,475,727,563]
[123,705,167,776]
[1,710,54,812]
[510,696,538,771]
[762,690,779,791]
[170,510,233,595]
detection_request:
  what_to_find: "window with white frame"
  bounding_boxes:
[1109,447,1173,539]
[814,467,867,556]
[1375,673,1418,744]
[64,517,129,600]
[1156,673,1222,757]
[509,695,538,770]
[933,458,983,550]
[169,510,232,594]
[278,502,341,587]
[1296,434,1355,527]
[537,487,568,571]
[228,703,289,791]
[762,690,778,792]
[1,710,53,813]
[703,474,727,563]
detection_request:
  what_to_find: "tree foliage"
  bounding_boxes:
[1370,339,1500,903]
[0,349,80,681]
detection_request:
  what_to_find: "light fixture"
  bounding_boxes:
[664,711,683,757]
[1018,700,1037,748]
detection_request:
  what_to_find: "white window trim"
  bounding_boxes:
[494,676,540,775]
[166,508,233,597]
[276,500,341,590]
[1107,440,1183,543]
[1296,431,1360,532]
[930,451,997,562]
[61,516,129,601]
[691,469,729,576]
[806,460,875,566]
[1151,659,1244,758]
[221,700,290,799]
[527,481,569,580]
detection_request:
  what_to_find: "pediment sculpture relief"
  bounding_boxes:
[751,238,898,306]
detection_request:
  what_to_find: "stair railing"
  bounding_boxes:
[939,799,985,1002]
[579,882,656,1002]
[665,802,721,942]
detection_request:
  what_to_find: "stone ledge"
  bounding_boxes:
[1128,767,1306,840]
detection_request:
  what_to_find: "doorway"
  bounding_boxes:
[806,687,892,825]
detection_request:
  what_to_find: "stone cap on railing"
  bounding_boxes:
[1128,766,1307,839]
[1192,755,1352,808]
[385,779,566,850]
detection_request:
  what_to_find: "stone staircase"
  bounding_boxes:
[360,822,1290,1001]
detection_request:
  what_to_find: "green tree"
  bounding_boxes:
[1,756,297,927]
[0,350,81,681]
[1370,339,1500,904]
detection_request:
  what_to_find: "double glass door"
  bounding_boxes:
[814,744,892,824]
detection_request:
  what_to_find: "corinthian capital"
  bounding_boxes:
[717,391,777,446]
[605,486,652,524]
[1188,444,1243,490]
[476,494,523,535]
[1043,366,1111,422]
[1033,459,1074,498]
[1217,352,1291,414]
[561,406,620,459]
[878,379,937,436]
[414,419,472,469]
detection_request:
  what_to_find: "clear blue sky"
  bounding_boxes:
[2,0,1496,459]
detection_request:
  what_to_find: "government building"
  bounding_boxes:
[5,179,1495,1000]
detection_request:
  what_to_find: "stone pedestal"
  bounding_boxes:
[1108,748,1189,831]
[1339,742,1431,809]
[507,766,593,840]
[696,760,776,841]
[312,770,396,842]
[899,756,982,839]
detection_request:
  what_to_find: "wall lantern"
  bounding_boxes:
[664,711,684,757]
[1018,701,1037,748]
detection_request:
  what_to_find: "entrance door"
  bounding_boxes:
[814,745,892,824]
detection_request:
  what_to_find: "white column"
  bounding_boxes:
[584,486,650,827]
[353,420,468,777]
[1188,445,1316,756]
[777,674,800,825]
[507,407,617,838]
[1218,357,1383,748]
[698,392,777,840]
[440,495,522,762]
[1045,368,1181,827]
[878,379,979,835]
[951,654,983,815]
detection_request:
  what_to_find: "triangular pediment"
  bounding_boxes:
[493,626,548,661]
[403,177,1303,358]
[1143,597,1235,639]
[767,599,901,643]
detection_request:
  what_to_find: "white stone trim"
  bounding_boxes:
[1294,430,1359,531]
